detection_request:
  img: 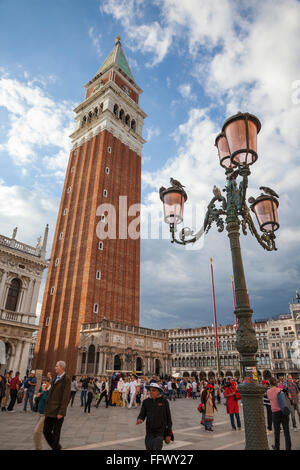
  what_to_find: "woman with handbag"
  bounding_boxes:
[201,384,217,432]
[224,381,242,431]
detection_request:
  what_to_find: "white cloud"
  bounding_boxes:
[178,83,196,101]
[0,179,58,252]
[88,26,102,57]
[0,74,75,172]
[145,125,161,141]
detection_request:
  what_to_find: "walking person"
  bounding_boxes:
[1,372,11,411]
[215,381,221,405]
[262,380,273,433]
[33,379,51,450]
[286,374,300,431]
[201,384,218,432]
[95,377,109,408]
[69,376,78,407]
[224,380,242,431]
[43,361,71,451]
[267,377,291,450]
[136,382,173,450]
[7,371,21,412]
[121,377,130,407]
[192,379,197,400]
[84,378,95,414]
[80,375,88,407]
[23,370,37,412]
[128,375,138,409]
[0,374,5,408]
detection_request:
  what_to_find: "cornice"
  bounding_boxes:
[0,245,49,269]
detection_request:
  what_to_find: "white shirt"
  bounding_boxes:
[129,380,137,394]
[167,381,173,390]
[122,382,130,394]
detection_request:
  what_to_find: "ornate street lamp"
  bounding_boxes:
[159,112,279,450]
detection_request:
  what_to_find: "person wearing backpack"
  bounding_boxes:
[267,377,291,450]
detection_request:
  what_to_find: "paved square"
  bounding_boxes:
[1,395,299,451]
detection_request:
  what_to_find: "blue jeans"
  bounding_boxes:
[204,415,213,430]
[24,389,34,411]
[230,413,241,429]
[80,390,87,406]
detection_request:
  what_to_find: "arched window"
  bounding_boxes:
[119,109,125,122]
[82,115,87,126]
[125,114,130,126]
[87,344,95,374]
[131,120,136,131]
[5,278,21,311]
[113,104,119,116]
[136,357,143,372]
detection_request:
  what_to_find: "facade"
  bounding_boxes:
[77,318,170,378]
[34,37,147,375]
[168,301,300,379]
[0,227,48,377]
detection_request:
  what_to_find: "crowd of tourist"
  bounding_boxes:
[1,367,299,450]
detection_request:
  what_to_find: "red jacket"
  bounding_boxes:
[224,386,239,414]
[10,376,20,390]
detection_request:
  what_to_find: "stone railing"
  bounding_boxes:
[0,235,42,258]
[81,320,168,339]
[0,308,37,327]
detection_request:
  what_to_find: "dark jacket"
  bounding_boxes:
[138,395,172,437]
[44,374,71,418]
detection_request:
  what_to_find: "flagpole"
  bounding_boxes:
[210,258,220,378]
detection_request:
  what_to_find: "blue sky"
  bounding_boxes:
[0,0,300,330]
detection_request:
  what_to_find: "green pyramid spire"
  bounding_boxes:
[97,36,135,83]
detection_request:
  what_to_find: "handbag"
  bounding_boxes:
[197,403,205,413]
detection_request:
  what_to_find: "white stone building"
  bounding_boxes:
[77,318,171,378]
[0,227,49,377]
[168,298,300,379]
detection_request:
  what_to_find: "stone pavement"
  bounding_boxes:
[1,394,299,451]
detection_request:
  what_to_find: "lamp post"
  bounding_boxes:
[210,259,221,378]
[159,112,280,450]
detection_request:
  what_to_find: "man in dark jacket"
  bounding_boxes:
[136,382,173,450]
[43,361,71,450]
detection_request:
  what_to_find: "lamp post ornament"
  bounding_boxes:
[159,112,280,450]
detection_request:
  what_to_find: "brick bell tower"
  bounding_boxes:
[34,37,146,375]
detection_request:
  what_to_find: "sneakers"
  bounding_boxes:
[293,428,297,432]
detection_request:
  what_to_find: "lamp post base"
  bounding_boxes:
[238,382,269,450]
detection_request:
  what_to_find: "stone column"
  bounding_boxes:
[24,278,34,314]
[30,280,41,314]
[0,271,7,308]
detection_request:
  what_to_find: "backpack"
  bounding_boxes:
[277,390,292,416]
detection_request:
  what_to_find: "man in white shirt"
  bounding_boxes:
[167,380,173,401]
[128,376,138,409]
[122,378,130,407]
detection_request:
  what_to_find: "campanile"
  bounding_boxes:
[34,37,146,374]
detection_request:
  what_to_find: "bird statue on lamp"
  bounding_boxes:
[159,186,166,200]
[170,177,185,189]
[213,185,222,198]
[259,186,279,199]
